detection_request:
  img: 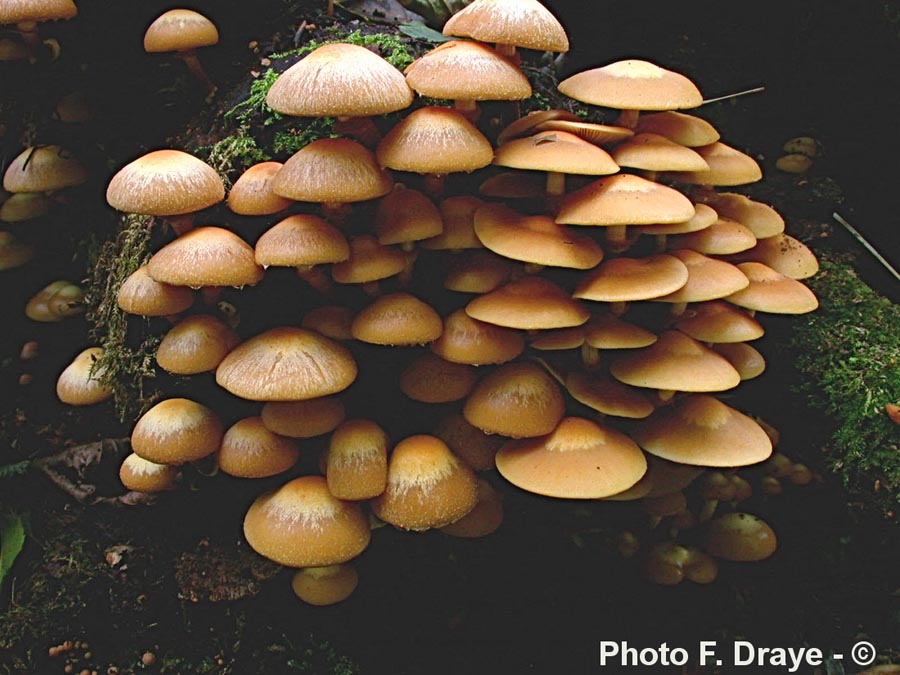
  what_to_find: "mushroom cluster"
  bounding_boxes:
[76,0,822,605]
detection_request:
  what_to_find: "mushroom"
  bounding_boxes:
[430,308,524,366]
[116,264,195,317]
[217,417,300,478]
[155,314,239,375]
[227,162,293,216]
[3,146,88,195]
[325,419,389,501]
[703,512,777,562]
[144,9,219,95]
[350,292,443,346]
[433,411,504,472]
[439,478,504,538]
[0,0,76,59]
[56,347,112,405]
[131,398,224,464]
[466,276,589,330]
[261,396,346,440]
[119,453,179,493]
[25,280,84,321]
[574,254,689,315]
[291,564,359,606]
[634,111,720,147]
[399,352,478,403]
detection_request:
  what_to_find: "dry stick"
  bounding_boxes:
[833,212,900,283]
[700,86,766,106]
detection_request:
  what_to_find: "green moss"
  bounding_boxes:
[200,129,272,183]
[272,118,336,156]
[271,28,417,70]
[790,256,900,501]
[84,214,160,422]
[224,69,282,128]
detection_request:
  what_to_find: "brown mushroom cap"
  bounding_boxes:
[574,254,689,302]
[612,133,709,172]
[301,305,354,341]
[442,0,570,53]
[557,174,696,227]
[106,149,225,216]
[399,352,478,403]
[272,138,393,204]
[433,411,504,472]
[559,59,702,111]
[443,250,512,293]
[147,226,263,288]
[244,475,370,567]
[117,264,195,316]
[667,142,762,186]
[156,314,240,375]
[532,119,635,146]
[632,394,773,467]
[463,361,565,438]
[326,419,389,501]
[673,301,764,343]
[0,192,51,222]
[704,512,777,561]
[493,130,619,176]
[254,214,349,268]
[131,398,224,464]
[584,313,658,349]
[704,192,785,238]
[636,202,718,236]
[218,417,300,478]
[609,330,740,393]
[56,347,112,406]
[0,0,76,24]
[119,453,179,493]
[370,435,478,531]
[653,249,750,304]
[374,185,443,246]
[666,217,756,255]
[351,292,443,346]
[466,276,589,329]
[474,203,603,269]
[713,342,766,380]
[216,327,357,401]
[227,162,293,216]
[496,109,581,146]
[143,9,218,53]
[261,396,346,439]
[422,196,486,251]
[331,235,407,285]
[431,308,524,365]
[266,42,412,117]
[3,146,88,193]
[496,416,647,498]
[291,564,359,606]
[725,262,819,314]
[634,111,720,147]
[404,40,531,102]
[376,107,494,175]
[729,233,819,280]
[439,478,504,538]
[565,371,656,419]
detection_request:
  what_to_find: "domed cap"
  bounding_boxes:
[634,111,720,147]
[146,226,263,288]
[636,202,717,236]
[422,196,485,251]
[557,174,695,226]
[443,251,512,293]
[532,119,635,146]
[584,313,658,349]
[351,292,443,346]
[131,398,223,464]
[117,264,195,316]
[673,300,764,343]
[272,138,393,204]
[574,254,688,302]
[0,192,51,222]
[56,347,112,406]
[216,327,357,401]
[261,396,346,439]
[565,371,655,419]
[704,192,784,238]
[442,0,569,52]
[666,217,756,255]
[156,313,240,374]
[474,203,603,269]
[430,308,524,365]
[106,149,224,216]
[558,60,702,111]
[439,478,504,538]
[244,475,370,567]
[218,417,300,478]
[654,249,749,303]
[466,276,589,330]
[399,353,477,403]
[331,235,406,284]
[404,40,531,101]
[610,330,740,393]
[493,130,619,176]
[496,416,647,498]
[266,42,412,117]
[376,107,493,175]
[632,394,773,467]
[0,0,76,24]
[611,133,709,172]
[326,419,389,501]
[713,342,766,381]
[119,453,179,494]
[704,512,777,561]
[667,142,762,186]
[227,162,293,216]
[374,185,442,246]
[463,361,565,438]
[729,233,819,280]
[371,435,478,531]
[254,214,348,268]
[4,146,87,193]
[725,262,818,314]
[301,305,354,341]
[434,411,504,472]
[143,9,218,52]
[496,109,581,145]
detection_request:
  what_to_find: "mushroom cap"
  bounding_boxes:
[106,149,225,216]
[496,109,581,146]
[0,38,28,61]
[331,235,406,284]
[634,202,717,236]
[56,347,112,406]
[474,203,603,269]
[532,119,635,146]
[666,217,757,255]
[725,262,819,314]
[147,226,263,288]
[557,174,695,226]
[574,254,688,302]
[654,249,750,303]
[463,361,565,438]
[558,59,702,111]
[584,312,658,349]
[0,0,76,25]
[326,419,389,501]
[218,417,300,478]
[227,162,293,216]
[496,416,647,498]
[713,342,766,380]
[493,130,619,176]
[442,0,569,52]
[131,398,223,464]
[439,478,504,538]
[634,111,720,147]
[117,264,195,316]
[565,371,656,419]
[374,185,443,246]
[479,171,548,199]
[376,106,493,175]
[370,435,479,531]
[404,40,531,101]
[216,327,357,401]
[0,192,51,222]
[301,305,354,341]
[612,133,709,172]
[143,9,218,52]
[729,233,819,280]
[291,564,359,606]
[422,196,485,251]
[399,352,478,403]
[443,250,512,293]
[430,308,524,365]
[261,396,346,439]
[156,313,240,374]
[631,394,773,467]
[667,142,762,186]
[272,138,393,204]
[704,192,784,238]
[244,475,370,567]
[266,42,412,117]
[254,214,349,268]
[466,275,589,330]
[433,411,504,472]
[3,146,88,193]
[351,292,443,346]
[673,300,764,343]
[704,512,777,561]
[119,453,179,493]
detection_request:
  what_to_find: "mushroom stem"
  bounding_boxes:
[454,99,480,123]
[609,301,628,317]
[669,301,688,317]
[361,280,380,296]
[580,343,600,368]
[200,286,222,306]
[334,116,381,148]
[617,109,640,129]
[657,389,676,404]
[321,201,352,227]
[398,249,417,286]
[178,50,216,95]
[422,174,446,199]
[606,225,629,252]
[654,233,668,253]
[296,265,333,296]
[698,498,718,523]
[16,22,42,60]
[545,171,565,197]
[166,213,194,236]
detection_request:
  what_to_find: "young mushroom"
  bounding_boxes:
[144,9,219,95]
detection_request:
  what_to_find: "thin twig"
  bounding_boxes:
[833,212,900,283]
[702,86,766,105]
